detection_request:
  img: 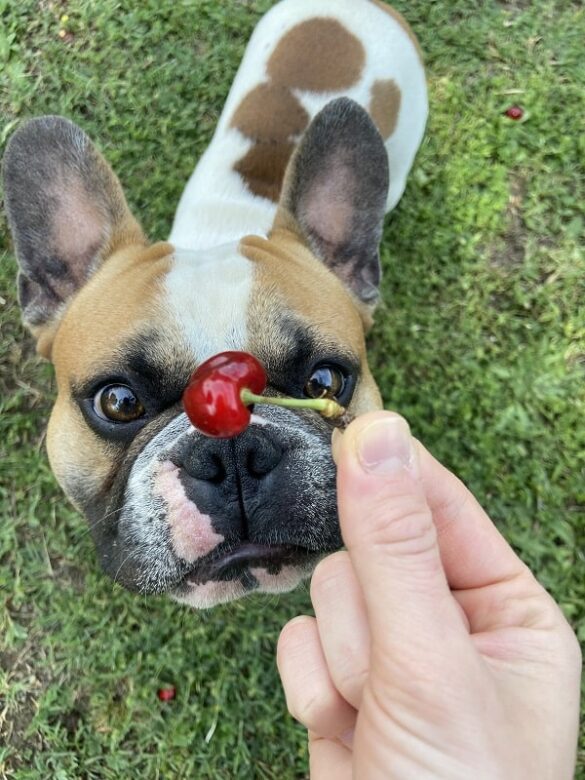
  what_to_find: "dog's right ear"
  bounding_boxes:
[2,116,145,357]
[272,98,389,307]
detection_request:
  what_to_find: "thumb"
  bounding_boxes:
[333,411,464,652]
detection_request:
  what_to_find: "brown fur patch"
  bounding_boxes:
[370,0,424,60]
[234,141,295,202]
[241,230,382,415]
[369,79,402,139]
[267,18,365,92]
[230,83,309,142]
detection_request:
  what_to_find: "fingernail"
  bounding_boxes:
[356,416,416,476]
[331,428,343,465]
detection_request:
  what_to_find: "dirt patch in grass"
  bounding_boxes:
[497,0,533,12]
[490,174,527,269]
[1,637,50,763]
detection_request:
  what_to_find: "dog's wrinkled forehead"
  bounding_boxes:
[51,232,367,391]
[51,241,247,383]
[46,232,371,503]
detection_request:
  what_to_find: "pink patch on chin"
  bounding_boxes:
[250,565,304,594]
[154,460,224,563]
[174,580,248,609]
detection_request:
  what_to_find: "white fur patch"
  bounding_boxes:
[170,0,428,248]
[165,245,254,363]
[250,565,306,594]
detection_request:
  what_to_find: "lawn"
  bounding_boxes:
[1,0,584,777]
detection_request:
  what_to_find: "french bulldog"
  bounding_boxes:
[2,0,427,607]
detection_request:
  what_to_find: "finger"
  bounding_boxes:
[310,551,371,709]
[333,412,465,649]
[333,415,530,592]
[277,616,357,738]
[309,733,352,779]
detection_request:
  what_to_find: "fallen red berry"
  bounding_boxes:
[504,105,524,120]
[157,686,176,702]
[183,351,267,438]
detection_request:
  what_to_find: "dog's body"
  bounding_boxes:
[3,0,427,608]
[171,0,426,251]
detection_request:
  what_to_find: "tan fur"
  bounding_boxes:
[51,241,173,383]
[47,401,118,509]
[35,318,65,360]
[47,241,174,499]
[240,230,382,415]
[369,0,424,60]
[267,18,365,91]
[230,83,309,141]
[369,79,402,139]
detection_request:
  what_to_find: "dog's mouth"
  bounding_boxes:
[182,542,314,584]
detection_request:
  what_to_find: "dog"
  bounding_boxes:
[2,0,427,608]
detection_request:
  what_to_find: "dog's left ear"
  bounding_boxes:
[273,98,389,304]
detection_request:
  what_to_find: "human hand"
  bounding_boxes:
[277,412,581,779]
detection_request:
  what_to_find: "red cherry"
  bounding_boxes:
[504,105,523,120]
[157,686,176,702]
[182,351,267,438]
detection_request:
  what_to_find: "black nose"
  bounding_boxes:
[183,427,284,483]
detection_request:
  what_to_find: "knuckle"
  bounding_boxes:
[357,491,437,556]
[333,657,369,700]
[287,680,338,729]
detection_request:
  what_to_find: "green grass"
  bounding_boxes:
[1,0,584,776]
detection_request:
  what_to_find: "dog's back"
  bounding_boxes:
[170,0,427,251]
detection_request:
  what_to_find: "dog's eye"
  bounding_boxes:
[93,384,146,423]
[304,365,346,400]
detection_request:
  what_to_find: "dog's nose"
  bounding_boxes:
[183,427,284,483]
[235,431,284,479]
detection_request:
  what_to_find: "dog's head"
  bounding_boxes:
[2,100,387,607]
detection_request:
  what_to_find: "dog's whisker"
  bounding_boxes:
[70,505,123,547]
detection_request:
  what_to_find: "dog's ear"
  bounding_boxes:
[273,98,389,304]
[2,116,145,355]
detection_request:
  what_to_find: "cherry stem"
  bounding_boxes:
[240,388,345,419]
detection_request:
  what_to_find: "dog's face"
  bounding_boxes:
[3,101,387,607]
